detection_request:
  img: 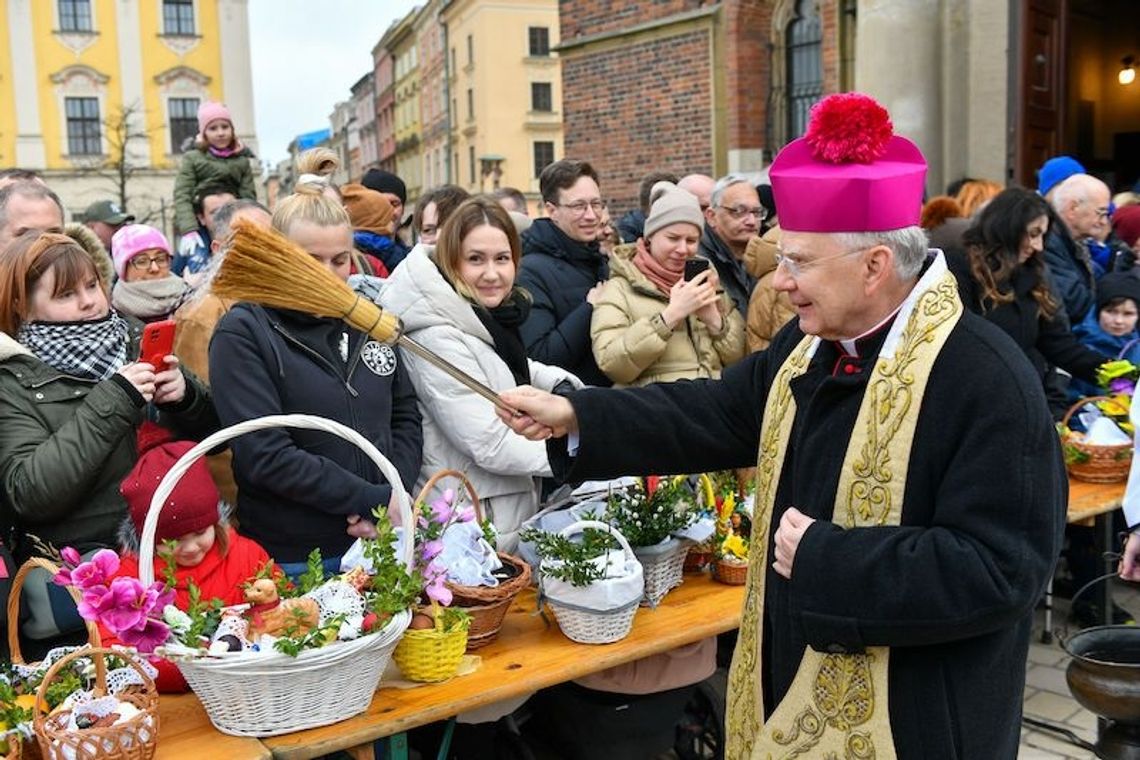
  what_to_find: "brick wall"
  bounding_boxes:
[562,27,714,215]
[723,0,770,153]
[559,0,704,41]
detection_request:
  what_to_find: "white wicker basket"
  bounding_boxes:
[633,538,689,608]
[542,520,642,645]
[137,414,415,737]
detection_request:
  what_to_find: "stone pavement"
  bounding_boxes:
[1019,578,1140,759]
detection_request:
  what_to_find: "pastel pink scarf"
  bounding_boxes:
[632,238,684,297]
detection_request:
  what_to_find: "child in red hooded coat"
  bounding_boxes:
[101,423,274,692]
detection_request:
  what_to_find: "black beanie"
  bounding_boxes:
[1096,273,1140,313]
[362,169,407,205]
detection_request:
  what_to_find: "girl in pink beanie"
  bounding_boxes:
[172,101,257,236]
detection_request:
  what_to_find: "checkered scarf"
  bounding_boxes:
[16,311,131,381]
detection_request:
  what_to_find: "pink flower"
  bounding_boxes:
[424,573,452,606]
[76,584,115,621]
[456,506,476,523]
[430,497,453,525]
[421,539,444,562]
[118,617,171,654]
[60,547,81,567]
[98,578,151,632]
[68,549,121,590]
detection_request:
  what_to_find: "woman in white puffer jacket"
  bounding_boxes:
[379,197,582,552]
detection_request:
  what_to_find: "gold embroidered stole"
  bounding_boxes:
[725,263,963,760]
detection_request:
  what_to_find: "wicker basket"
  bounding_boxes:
[713,559,748,586]
[632,538,689,607]
[683,548,712,573]
[392,610,471,682]
[7,558,104,760]
[135,414,415,737]
[1061,396,1133,483]
[542,521,642,645]
[416,470,532,650]
[33,647,158,760]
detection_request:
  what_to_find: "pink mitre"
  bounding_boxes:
[771,93,927,233]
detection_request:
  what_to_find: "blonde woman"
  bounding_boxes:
[208,176,423,578]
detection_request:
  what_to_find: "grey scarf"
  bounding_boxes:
[111,277,190,320]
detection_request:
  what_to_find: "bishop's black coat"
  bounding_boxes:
[549,311,1066,760]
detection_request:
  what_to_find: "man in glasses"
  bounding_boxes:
[498,93,1063,760]
[700,175,763,317]
[517,159,613,387]
[1045,172,1118,324]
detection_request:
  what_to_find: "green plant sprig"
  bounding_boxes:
[520,526,620,587]
[362,503,422,615]
[605,479,697,547]
[273,612,346,657]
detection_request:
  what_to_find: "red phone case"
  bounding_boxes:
[140,319,176,370]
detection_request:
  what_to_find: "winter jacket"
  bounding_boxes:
[699,226,755,318]
[173,147,257,234]
[742,228,796,352]
[946,250,1107,385]
[547,296,1065,759]
[0,329,216,554]
[1070,309,1140,399]
[173,295,239,506]
[590,244,745,387]
[102,523,271,692]
[63,223,115,286]
[1042,216,1097,325]
[379,247,582,551]
[517,218,612,387]
[208,304,423,563]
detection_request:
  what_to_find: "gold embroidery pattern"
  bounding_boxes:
[725,336,815,760]
[732,268,963,760]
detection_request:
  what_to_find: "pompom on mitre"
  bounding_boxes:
[804,93,894,165]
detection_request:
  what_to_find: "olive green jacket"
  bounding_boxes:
[0,328,216,554]
[172,146,257,233]
[590,244,746,387]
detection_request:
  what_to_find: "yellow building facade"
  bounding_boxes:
[440,0,562,206]
[389,8,422,204]
[0,0,256,229]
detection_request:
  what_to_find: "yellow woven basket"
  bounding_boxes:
[392,614,470,683]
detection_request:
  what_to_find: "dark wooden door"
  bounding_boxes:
[1015,0,1067,187]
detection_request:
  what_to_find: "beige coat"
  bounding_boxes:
[743,227,797,352]
[591,244,746,387]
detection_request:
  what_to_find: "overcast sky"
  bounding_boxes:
[248,0,420,167]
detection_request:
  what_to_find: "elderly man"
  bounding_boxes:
[678,173,715,213]
[700,175,762,316]
[0,181,64,249]
[1046,173,1115,324]
[498,93,1063,759]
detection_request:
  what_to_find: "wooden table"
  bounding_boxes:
[1066,477,1125,524]
[156,690,270,759]
[261,574,744,760]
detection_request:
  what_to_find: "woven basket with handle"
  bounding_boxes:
[135,414,415,737]
[1060,396,1133,483]
[33,647,158,760]
[417,470,532,650]
[7,558,104,760]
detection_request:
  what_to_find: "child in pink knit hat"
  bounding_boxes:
[172,101,257,239]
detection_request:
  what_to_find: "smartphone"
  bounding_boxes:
[139,319,176,371]
[684,258,711,281]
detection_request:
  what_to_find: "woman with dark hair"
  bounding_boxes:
[379,196,580,552]
[946,186,1108,409]
[413,184,471,246]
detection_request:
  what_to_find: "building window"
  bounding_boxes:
[450,48,456,76]
[168,97,199,154]
[466,34,473,66]
[839,0,858,92]
[453,152,459,183]
[531,82,553,112]
[65,97,101,155]
[162,0,195,36]
[467,88,474,121]
[533,141,554,178]
[528,27,550,57]
[786,0,823,140]
[58,0,92,32]
[469,146,476,185]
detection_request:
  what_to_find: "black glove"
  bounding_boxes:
[1109,246,1137,273]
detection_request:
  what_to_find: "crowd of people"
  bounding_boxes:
[1,94,1139,758]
